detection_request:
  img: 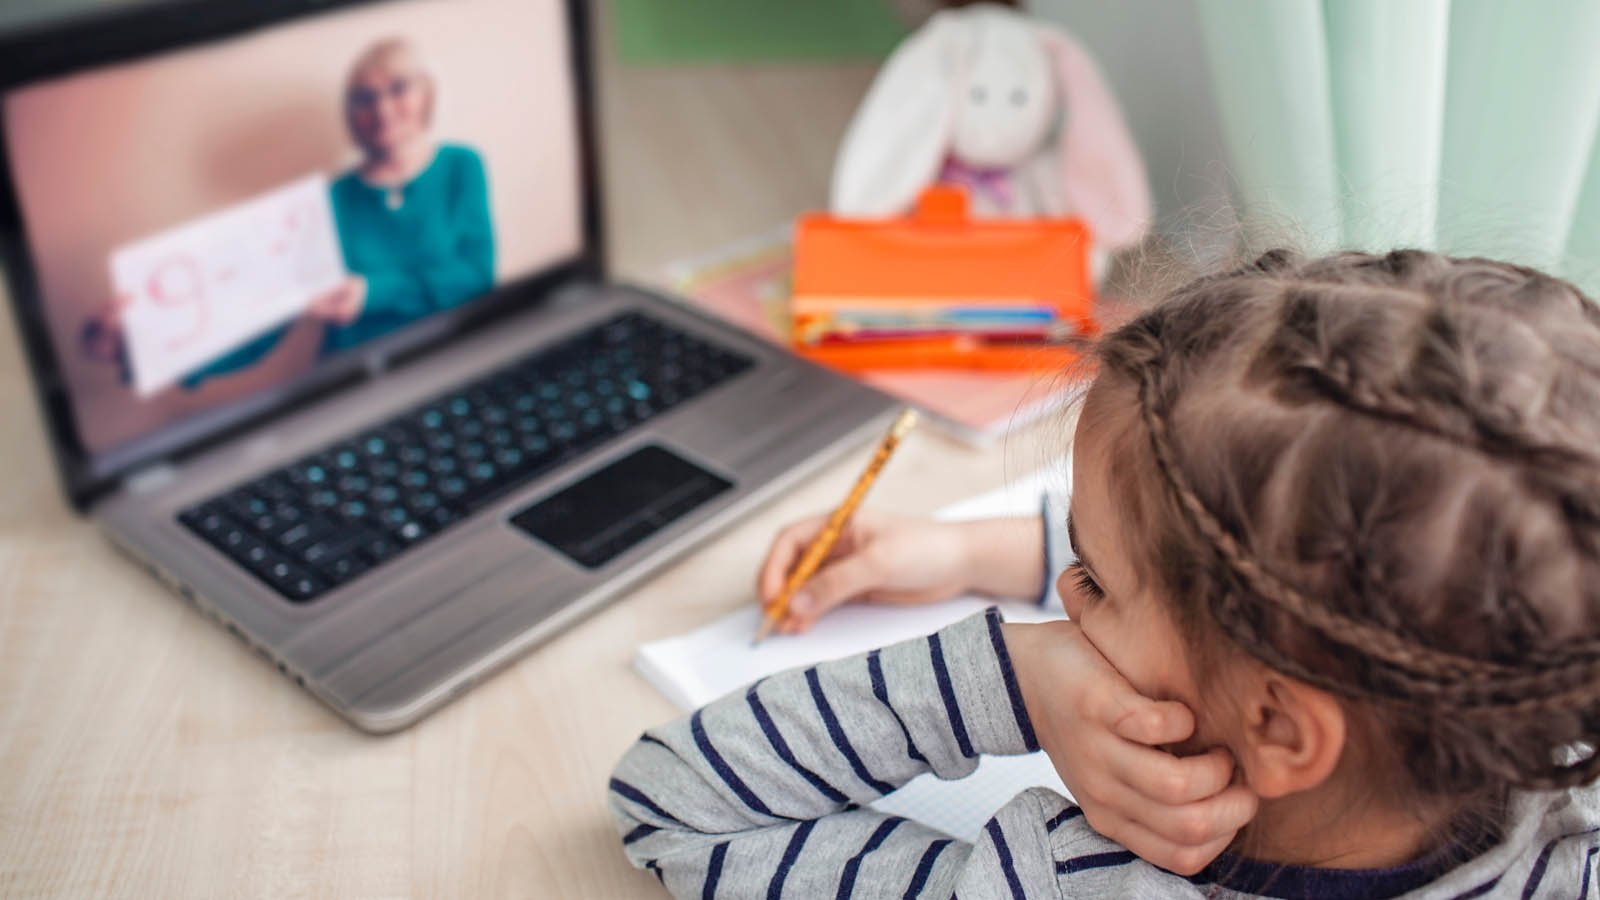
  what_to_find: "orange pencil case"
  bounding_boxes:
[789,185,1097,372]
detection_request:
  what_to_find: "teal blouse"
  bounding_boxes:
[184,143,495,383]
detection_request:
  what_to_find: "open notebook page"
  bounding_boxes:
[633,470,1076,841]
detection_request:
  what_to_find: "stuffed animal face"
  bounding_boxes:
[831,4,1151,249]
[948,15,1057,169]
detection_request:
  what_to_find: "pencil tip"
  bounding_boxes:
[752,615,777,647]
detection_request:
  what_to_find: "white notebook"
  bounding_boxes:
[633,472,1075,842]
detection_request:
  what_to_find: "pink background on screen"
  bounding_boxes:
[4,0,582,455]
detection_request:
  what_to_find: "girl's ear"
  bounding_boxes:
[1032,25,1151,251]
[1235,672,1347,799]
[830,13,969,216]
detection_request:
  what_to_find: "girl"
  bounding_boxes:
[609,249,1600,898]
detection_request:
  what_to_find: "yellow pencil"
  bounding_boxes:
[752,408,919,646]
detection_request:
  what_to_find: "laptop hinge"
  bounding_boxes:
[124,462,178,495]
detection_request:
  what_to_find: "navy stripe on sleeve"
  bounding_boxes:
[691,709,779,819]
[1046,806,1083,832]
[610,777,685,827]
[984,819,1027,900]
[904,838,953,898]
[1057,850,1137,875]
[1523,839,1555,899]
[767,819,817,900]
[646,859,664,883]
[836,817,905,900]
[984,608,1040,752]
[623,823,661,845]
[1523,827,1600,899]
[641,733,671,751]
[868,649,928,763]
[1581,846,1597,899]
[703,842,728,900]
[928,633,975,758]
[805,667,896,794]
[746,683,851,803]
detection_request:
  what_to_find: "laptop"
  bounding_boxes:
[0,0,895,732]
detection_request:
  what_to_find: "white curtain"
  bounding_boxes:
[1193,0,1600,293]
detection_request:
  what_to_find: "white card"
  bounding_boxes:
[110,173,346,396]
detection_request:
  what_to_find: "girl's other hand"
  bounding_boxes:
[756,511,975,634]
[1003,620,1259,875]
[307,275,367,325]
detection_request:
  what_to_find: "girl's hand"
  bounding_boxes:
[1003,620,1259,875]
[307,276,367,325]
[757,511,978,634]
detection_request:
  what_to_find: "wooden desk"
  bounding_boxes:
[0,11,1051,898]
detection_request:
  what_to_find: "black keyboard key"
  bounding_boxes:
[360,534,399,562]
[423,507,459,530]
[219,525,251,554]
[182,505,232,538]
[370,483,402,505]
[332,448,361,470]
[282,573,323,602]
[235,536,273,569]
[318,554,370,583]
[301,534,359,567]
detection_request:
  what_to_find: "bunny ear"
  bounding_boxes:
[1035,26,1151,250]
[831,14,969,216]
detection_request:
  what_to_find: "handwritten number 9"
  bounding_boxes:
[146,255,208,351]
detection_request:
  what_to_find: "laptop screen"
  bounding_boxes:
[1,0,584,464]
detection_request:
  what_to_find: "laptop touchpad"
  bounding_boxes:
[509,445,733,569]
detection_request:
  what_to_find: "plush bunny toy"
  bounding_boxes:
[831,4,1151,252]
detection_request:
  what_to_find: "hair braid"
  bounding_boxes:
[1266,295,1600,533]
[1098,248,1600,794]
[1138,362,1521,688]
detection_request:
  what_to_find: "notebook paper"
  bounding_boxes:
[633,472,1075,841]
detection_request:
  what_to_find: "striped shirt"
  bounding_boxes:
[609,501,1600,898]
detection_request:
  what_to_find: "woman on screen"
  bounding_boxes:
[314,36,496,349]
[82,37,497,384]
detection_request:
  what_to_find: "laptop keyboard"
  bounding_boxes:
[178,311,754,603]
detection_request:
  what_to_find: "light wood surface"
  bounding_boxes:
[0,7,1052,898]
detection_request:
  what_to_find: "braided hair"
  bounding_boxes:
[1092,249,1600,797]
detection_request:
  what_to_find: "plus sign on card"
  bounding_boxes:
[110,173,347,396]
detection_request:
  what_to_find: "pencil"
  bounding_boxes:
[752,408,919,646]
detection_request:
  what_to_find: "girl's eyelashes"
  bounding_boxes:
[1068,563,1104,600]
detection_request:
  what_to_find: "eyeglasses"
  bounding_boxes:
[349,76,417,111]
